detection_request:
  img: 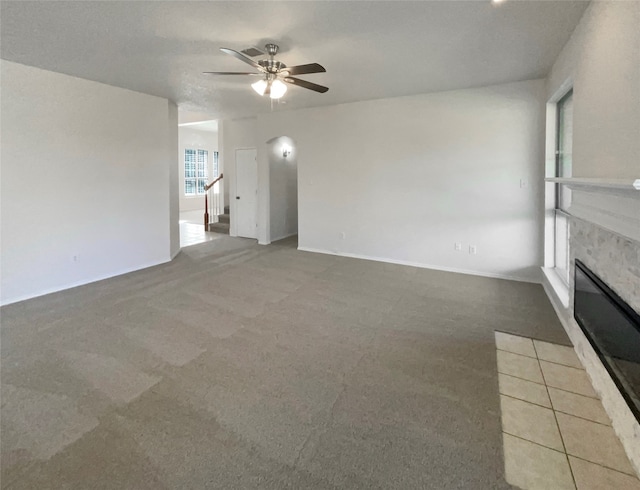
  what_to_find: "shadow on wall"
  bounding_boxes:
[267,136,298,242]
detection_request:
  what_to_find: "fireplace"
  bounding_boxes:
[541,178,640,472]
[574,259,640,421]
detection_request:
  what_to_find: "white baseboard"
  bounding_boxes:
[1,257,173,307]
[297,246,540,284]
[270,232,297,243]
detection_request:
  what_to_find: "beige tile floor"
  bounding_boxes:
[495,331,640,490]
[179,210,222,247]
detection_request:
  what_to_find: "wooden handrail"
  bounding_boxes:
[204,173,223,191]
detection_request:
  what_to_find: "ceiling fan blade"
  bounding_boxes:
[202,71,262,76]
[283,63,326,76]
[284,77,329,93]
[220,48,266,72]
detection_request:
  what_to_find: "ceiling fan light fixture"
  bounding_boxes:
[270,79,287,99]
[251,79,268,96]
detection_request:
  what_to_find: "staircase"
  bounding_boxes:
[208,205,230,235]
[204,174,229,235]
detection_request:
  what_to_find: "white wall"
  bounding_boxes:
[220,118,257,237]
[0,60,178,305]
[544,0,640,279]
[256,79,546,282]
[168,103,180,258]
[547,0,640,179]
[177,126,218,212]
[267,136,298,242]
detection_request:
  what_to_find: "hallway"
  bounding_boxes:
[179,210,221,248]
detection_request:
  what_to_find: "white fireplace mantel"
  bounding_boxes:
[546,177,640,192]
[545,177,640,242]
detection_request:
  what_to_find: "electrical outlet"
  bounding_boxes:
[340,232,346,240]
[520,179,528,188]
[72,254,79,262]
[469,245,477,255]
[454,242,462,251]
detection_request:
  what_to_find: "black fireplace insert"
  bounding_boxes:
[574,259,640,421]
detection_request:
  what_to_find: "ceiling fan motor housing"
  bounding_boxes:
[258,59,286,74]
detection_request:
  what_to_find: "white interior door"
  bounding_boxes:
[235,149,258,238]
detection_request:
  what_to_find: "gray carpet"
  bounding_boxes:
[1,236,569,489]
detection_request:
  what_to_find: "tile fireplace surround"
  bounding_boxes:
[542,178,640,476]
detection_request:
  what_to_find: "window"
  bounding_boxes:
[184,149,208,196]
[556,91,573,210]
[554,90,573,284]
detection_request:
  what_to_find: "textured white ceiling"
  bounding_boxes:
[1,1,589,120]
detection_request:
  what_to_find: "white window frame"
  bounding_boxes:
[553,90,573,286]
[184,148,209,197]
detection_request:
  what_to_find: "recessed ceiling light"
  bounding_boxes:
[492,0,507,4]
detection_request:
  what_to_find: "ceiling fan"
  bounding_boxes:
[204,43,328,99]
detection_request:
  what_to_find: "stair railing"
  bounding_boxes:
[204,173,223,230]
